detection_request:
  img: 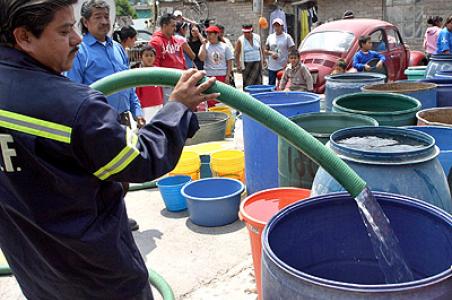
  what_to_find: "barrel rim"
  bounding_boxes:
[332,92,422,116]
[361,82,437,93]
[325,72,387,83]
[251,91,321,108]
[416,107,452,128]
[328,126,439,164]
[262,191,452,292]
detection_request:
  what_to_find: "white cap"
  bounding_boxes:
[272,18,284,26]
[173,10,183,17]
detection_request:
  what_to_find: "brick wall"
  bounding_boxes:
[317,0,452,51]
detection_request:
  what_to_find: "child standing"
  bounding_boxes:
[279,49,313,92]
[136,45,164,122]
[353,35,386,72]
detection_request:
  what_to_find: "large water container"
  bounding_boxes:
[361,82,437,109]
[312,126,452,213]
[278,112,378,189]
[262,192,452,299]
[244,85,275,95]
[420,77,452,107]
[425,54,452,78]
[243,92,320,194]
[324,73,386,111]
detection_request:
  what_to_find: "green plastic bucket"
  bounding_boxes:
[278,112,379,189]
[332,92,422,126]
[404,66,427,80]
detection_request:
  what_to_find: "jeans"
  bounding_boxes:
[268,69,281,86]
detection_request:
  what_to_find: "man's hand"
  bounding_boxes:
[271,52,279,59]
[364,64,371,71]
[136,116,146,129]
[376,60,384,69]
[169,69,220,111]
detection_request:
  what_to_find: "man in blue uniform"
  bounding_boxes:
[0,0,219,299]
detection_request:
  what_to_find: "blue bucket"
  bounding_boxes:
[243,92,320,194]
[405,126,452,192]
[244,85,275,95]
[181,178,245,226]
[262,192,452,299]
[156,175,191,212]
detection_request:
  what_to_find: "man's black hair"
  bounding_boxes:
[288,48,300,58]
[0,0,78,46]
[80,0,110,35]
[159,13,176,28]
[358,35,371,48]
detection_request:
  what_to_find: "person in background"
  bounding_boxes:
[235,24,264,88]
[343,10,355,19]
[436,16,452,54]
[150,13,186,102]
[331,58,347,75]
[217,24,235,86]
[175,21,196,69]
[199,25,234,107]
[67,0,145,232]
[113,25,137,50]
[424,16,443,59]
[279,49,313,92]
[0,0,219,298]
[264,18,295,86]
[188,23,206,70]
[352,35,385,72]
[136,45,164,122]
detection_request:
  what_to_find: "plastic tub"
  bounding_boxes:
[417,107,452,127]
[324,73,386,111]
[156,175,192,212]
[243,91,320,194]
[185,112,229,146]
[404,66,427,80]
[181,178,245,226]
[278,112,379,189]
[210,150,245,182]
[361,82,437,109]
[208,105,235,137]
[312,126,452,213]
[239,188,311,300]
[262,192,452,299]
[244,85,275,95]
[333,92,422,126]
[169,151,200,180]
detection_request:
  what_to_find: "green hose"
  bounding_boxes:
[129,180,158,191]
[91,67,367,197]
[148,267,175,300]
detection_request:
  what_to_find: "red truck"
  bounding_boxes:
[298,18,427,93]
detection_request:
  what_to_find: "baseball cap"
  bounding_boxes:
[272,18,284,26]
[206,26,221,33]
[173,10,183,17]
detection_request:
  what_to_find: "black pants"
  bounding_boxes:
[130,284,154,300]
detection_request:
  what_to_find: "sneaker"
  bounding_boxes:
[128,218,139,231]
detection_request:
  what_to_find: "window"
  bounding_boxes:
[369,30,386,51]
[299,31,355,53]
[386,29,402,50]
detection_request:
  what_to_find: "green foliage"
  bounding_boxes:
[115,0,138,18]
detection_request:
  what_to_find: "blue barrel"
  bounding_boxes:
[324,73,386,111]
[243,92,320,194]
[435,70,452,79]
[244,85,275,95]
[262,192,452,299]
[405,126,452,193]
[425,54,452,79]
[311,127,452,213]
[420,77,452,107]
[361,82,437,109]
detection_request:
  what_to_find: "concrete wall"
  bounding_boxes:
[317,0,452,51]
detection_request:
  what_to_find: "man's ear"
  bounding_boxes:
[13,27,34,52]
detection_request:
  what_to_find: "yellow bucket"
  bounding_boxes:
[169,151,200,180]
[209,105,235,137]
[210,150,245,182]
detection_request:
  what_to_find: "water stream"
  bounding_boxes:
[355,187,414,283]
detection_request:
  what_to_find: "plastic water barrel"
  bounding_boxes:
[278,112,378,189]
[311,127,452,213]
[332,92,421,126]
[361,82,437,109]
[244,85,275,95]
[420,77,452,107]
[324,73,386,111]
[262,192,452,299]
[243,92,320,194]
[417,107,452,127]
[425,54,452,78]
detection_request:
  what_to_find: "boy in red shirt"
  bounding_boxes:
[136,45,164,122]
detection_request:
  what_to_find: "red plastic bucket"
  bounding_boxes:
[239,188,311,299]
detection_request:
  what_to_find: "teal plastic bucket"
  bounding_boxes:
[404,66,427,80]
[157,175,191,212]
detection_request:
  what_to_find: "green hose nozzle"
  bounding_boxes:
[91,68,367,197]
